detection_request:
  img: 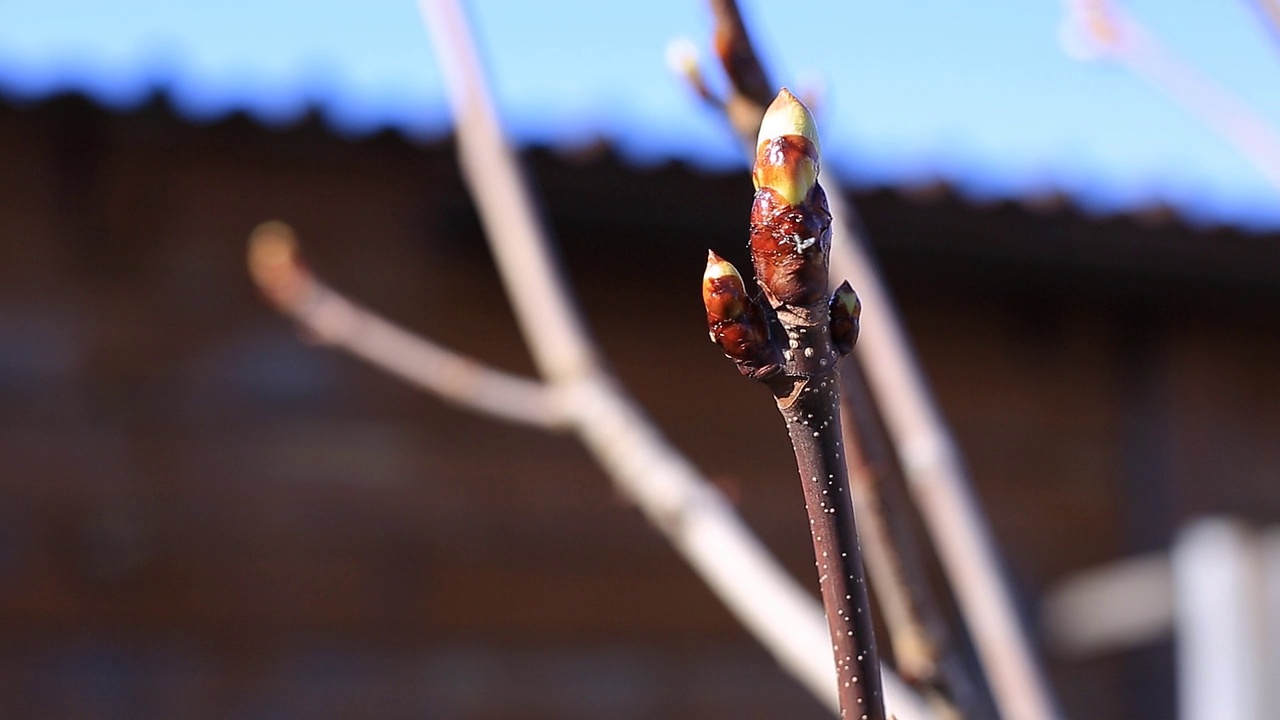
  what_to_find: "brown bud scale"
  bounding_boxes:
[752,135,819,203]
[749,183,832,308]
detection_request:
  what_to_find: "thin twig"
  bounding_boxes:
[666,37,724,111]
[780,374,885,720]
[688,3,1064,719]
[691,10,955,691]
[839,367,941,683]
[1067,0,1280,194]
[416,1,932,717]
[247,221,567,429]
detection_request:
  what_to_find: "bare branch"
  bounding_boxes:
[839,367,940,683]
[666,37,725,110]
[417,0,599,385]
[247,221,567,429]
[840,367,979,720]
[698,3,1063,719]
[709,0,773,107]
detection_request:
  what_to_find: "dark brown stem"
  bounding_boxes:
[706,0,775,146]
[775,372,886,720]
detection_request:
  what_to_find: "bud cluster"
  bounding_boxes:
[702,89,859,379]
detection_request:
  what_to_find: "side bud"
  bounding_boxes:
[703,251,782,379]
[829,280,861,357]
[749,88,832,308]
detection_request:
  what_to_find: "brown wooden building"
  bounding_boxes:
[0,89,1277,719]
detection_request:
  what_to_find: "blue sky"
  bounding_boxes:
[2,1,1280,227]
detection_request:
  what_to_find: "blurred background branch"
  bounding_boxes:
[247,221,569,430]
[1065,0,1280,195]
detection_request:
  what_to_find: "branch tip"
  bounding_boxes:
[702,250,747,316]
[749,93,830,309]
[248,220,307,309]
[709,0,774,108]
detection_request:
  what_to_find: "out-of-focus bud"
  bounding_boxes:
[752,88,820,205]
[703,250,750,323]
[829,280,861,356]
[710,0,773,108]
[703,251,781,379]
[666,37,701,80]
[248,221,308,309]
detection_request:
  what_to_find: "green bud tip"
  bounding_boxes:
[756,87,821,157]
[704,249,743,282]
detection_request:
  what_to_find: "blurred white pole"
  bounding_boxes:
[1042,552,1172,657]
[1062,1,1280,195]
[1172,518,1265,720]
[1258,528,1280,719]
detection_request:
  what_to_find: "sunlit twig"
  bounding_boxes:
[248,221,567,429]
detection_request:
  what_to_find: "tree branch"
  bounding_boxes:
[822,86,1063,720]
[247,221,567,429]
[684,3,1063,719]
[245,3,938,717]
[706,91,886,720]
